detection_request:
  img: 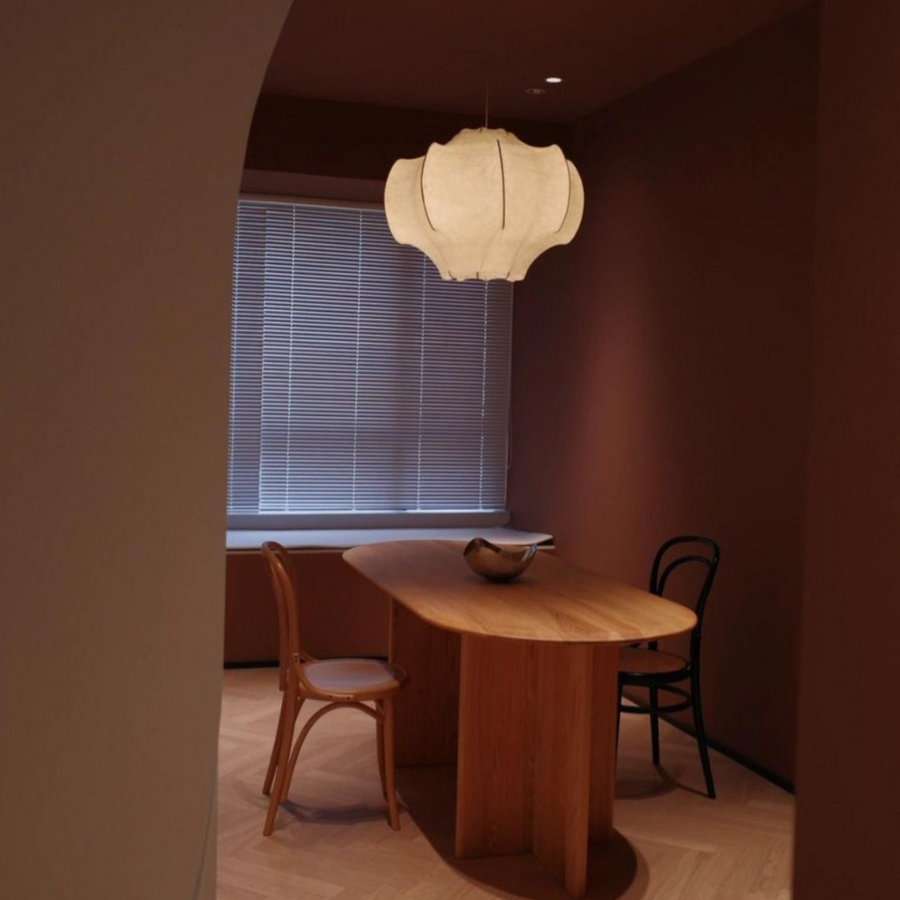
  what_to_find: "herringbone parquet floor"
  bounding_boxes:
[218,667,793,900]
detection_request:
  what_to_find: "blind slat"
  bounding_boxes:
[228,199,512,521]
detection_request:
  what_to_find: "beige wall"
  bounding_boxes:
[0,2,290,898]
[508,9,818,783]
[794,0,900,895]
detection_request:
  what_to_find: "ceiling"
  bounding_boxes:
[263,0,811,124]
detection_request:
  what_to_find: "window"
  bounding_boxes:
[228,198,513,528]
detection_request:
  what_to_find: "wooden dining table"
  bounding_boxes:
[343,540,696,898]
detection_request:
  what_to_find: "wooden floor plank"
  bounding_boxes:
[218,667,794,900]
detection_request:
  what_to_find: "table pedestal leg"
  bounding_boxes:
[590,645,620,844]
[389,599,459,766]
[456,636,533,857]
[455,635,612,898]
[391,607,622,900]
[530,642,594,898]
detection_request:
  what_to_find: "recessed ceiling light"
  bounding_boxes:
[526,87,547,95]
[544,76,563,84]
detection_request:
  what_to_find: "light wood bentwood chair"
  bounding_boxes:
[260,541,407,835]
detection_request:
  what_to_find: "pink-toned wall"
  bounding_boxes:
[226,551,390,662]
[794,0,900,895]
[508,8,818,783]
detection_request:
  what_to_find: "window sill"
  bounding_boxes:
[225,525,554,552]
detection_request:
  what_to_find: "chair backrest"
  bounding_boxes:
[261,542,315,690]
[650,536,720,657]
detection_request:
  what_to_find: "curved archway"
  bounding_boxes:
[1,3,291,898]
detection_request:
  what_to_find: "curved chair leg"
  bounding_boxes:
[690,672,716,799]
[649,685,660,765]
[264,692,300,835]
[383,697,400,830]
[279,701,356,803]
[263,693,287,796]
[375,700,388,800]
[263,692,303,796]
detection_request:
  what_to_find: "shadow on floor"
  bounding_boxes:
[396,766,651,900]
[615,762,708,801]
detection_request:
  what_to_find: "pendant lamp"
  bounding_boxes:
[384,127,583,282]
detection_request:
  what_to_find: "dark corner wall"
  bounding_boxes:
[794,0,900,896]
[508,7,820,785]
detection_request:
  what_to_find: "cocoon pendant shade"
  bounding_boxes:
[384,127,584,282]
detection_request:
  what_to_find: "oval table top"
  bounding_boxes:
[343,540,696,644]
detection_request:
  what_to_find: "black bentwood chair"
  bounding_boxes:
[617,536,720,798]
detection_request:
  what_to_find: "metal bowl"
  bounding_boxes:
[463,537,538,583]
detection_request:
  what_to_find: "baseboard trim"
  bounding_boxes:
[621,693,794,794]
[223,655,389,670]
[224,660,278,669]
[667,714,794,793]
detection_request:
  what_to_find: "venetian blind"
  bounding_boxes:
[228,199,513,525]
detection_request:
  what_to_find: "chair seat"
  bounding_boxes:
[302,658,406,699]
[619,646,689,678]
